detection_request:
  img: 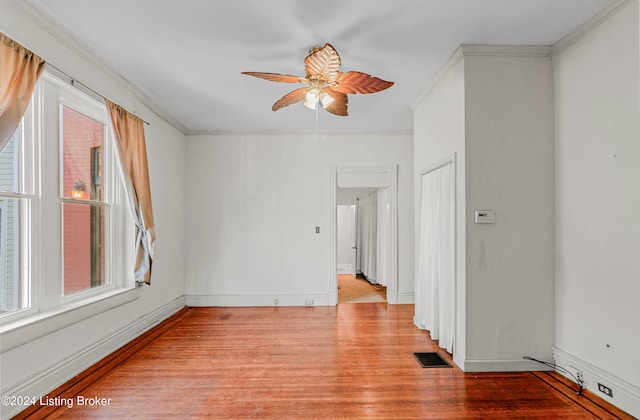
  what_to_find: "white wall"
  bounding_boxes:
[413,45,556,372]
[336,187,371,204]
[412,56,467,363]
[0,2,187,417]
[464,50,556,368]
[553,0,640,415]
[185,133,413,306]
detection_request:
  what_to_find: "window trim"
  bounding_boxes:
[0,286,140,351]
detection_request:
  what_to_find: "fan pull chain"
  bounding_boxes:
[315,105,319,134]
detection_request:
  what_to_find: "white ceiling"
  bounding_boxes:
[25,0,612,134]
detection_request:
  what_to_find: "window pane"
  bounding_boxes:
[0,197,28,313]
[0,129,20,193]
[63,203,106,295]
[61,106,105,201]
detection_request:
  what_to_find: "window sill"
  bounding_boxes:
[0,287,141,352]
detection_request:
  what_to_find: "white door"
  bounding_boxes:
[337,204,356,275]
[348,204,356,276]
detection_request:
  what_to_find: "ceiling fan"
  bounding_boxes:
[242,43,393,116]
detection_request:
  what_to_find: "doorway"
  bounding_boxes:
[415,157,456,354]
[336,190,388,304]
[328,165,399,306]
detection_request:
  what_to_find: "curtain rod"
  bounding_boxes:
[45,63,150,126]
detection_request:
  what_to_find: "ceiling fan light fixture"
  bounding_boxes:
[304,88,320,110]
[319,91,334,108]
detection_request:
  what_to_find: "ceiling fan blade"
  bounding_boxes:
[304,43,341,83]
[272,87,308,111]
[241,72,305,83]
[323,88,348,116]
[333,71,394,94]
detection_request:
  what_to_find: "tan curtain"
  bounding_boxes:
[106,100,155,285]
[0,32,46,150]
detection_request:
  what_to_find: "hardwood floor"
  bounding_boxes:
[14,304,633,419]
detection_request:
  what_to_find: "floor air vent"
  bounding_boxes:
[413,352,451,368]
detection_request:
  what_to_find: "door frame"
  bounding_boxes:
[328,164,398,306]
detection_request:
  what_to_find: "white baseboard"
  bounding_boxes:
[186,293,329,307]
[337,264,353,274]
[1,295,186,420]
[553,347,640,418]
[396,291,415,304]
[456,357,555,372]
[186,291,405,307]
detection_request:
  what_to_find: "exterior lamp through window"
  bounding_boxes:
[71,179,86,199]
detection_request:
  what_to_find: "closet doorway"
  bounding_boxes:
[415,156,456,354]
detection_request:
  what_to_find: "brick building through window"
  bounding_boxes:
[62,106,106,295]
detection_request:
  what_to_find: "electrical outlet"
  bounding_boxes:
[305,299,313,306]
[597,383,613,398]
[568,365,583,385]
[274,298,279,306]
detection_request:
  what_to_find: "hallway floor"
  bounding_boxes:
[338,274,386,303]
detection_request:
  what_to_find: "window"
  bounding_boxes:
[0,129,29,314]
[0,71,133,322]
[61,106,107,295]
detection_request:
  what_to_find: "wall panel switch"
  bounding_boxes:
[474,210,495,224]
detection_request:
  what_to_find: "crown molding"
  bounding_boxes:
[411,44,552,110]
[8,0,188,135]
[553,0,634,54]
[185,129,414,137]
[459,44,553,57]
[411,47,465,111]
